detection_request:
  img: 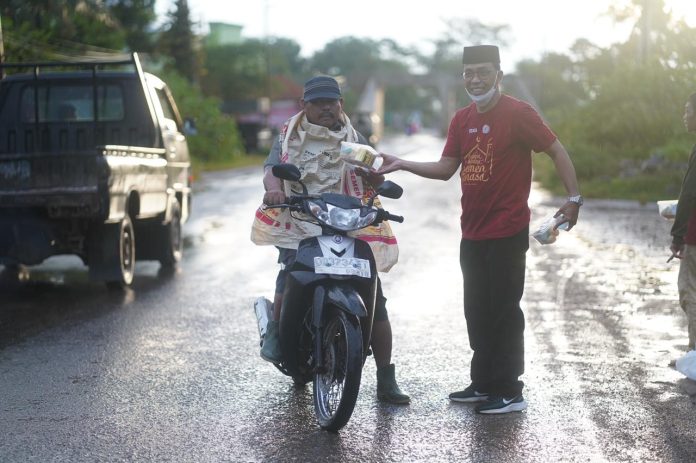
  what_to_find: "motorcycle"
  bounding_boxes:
[253,163,404,431]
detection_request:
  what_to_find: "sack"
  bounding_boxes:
[250,202,399,272]
[250,205,317,249]
[350,200,399,273]
[675,350,696,380]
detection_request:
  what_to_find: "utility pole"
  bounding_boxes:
[0,14,6,78]
[638,0,652,65]
[0,13,5,63]
[261,0,272,144]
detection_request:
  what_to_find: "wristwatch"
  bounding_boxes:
[567,195,584,206]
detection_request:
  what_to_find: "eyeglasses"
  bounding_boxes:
[462,68,496,80]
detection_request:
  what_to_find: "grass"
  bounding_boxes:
[533,155,684,204]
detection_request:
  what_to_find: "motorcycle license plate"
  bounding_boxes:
[314,257,371,278]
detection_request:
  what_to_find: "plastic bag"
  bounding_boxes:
[531,214,570,245]
[676,350,696,380]
[657,200,678,220]
[340,141,383,170]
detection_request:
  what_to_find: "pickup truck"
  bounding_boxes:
[0,53,192,288]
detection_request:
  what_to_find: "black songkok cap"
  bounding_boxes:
[462,45,500,65]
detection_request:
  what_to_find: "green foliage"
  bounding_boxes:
[201,37,305,102]
[310,37,383,76]
[535,151,684,202]
[109,0,157,53]
[203,40,270,101]
[156,69,246,162]
[158,0,201,84]
[6,0,695,197]
[1,1,245,167]
[515,53,586,119]
[526,0,696,200]
[1,1,126,60]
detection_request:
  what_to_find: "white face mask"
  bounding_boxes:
[466,76,500,107]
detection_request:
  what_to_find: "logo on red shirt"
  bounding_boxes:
[461,136,493,184]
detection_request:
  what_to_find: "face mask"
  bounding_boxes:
[466,75,500,107]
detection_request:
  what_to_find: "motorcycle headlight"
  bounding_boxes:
[307,200,377,231]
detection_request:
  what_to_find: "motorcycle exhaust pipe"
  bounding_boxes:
[254,297,273,347]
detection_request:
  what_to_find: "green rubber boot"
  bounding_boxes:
[260,320,281,363]
[377,363,410,404]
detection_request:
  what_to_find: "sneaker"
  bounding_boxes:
[475,395,527,414]
[449,385,489,403]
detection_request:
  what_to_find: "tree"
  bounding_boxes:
[419,18,511,76]
[158,0,201,84]
[202,40,268,101]
[156,69,246,161]
[515,52,587,122]
[201,37,305,102]
[108,0,157,53]
[528,0,696,200]
[0,0,125,61]
[309,37,383,77]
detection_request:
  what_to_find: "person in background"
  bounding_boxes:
[253,75,409,404]
[669,92,696,351]
[377,45,582,414]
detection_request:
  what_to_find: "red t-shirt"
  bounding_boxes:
[686,210,696,245]
[442,95,557,240]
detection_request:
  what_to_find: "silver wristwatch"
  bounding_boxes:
[567,195,584,206]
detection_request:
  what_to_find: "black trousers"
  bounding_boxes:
[459,226,529,397]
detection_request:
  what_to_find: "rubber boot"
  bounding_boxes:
[260,320,282,363]
[376,363,410,404]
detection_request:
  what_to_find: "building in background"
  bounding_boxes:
[206,22,243,47]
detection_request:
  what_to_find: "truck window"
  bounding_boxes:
[155,88,180,131]
[20,84,124,122]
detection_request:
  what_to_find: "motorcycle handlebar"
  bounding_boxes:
[267,195,404,223]
[384,212,404,223]
[264,195,312,211]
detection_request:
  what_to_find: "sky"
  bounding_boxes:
[158,0,696,71]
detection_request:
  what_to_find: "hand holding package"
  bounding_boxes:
[531,214,570,245]
[340,142,383,170]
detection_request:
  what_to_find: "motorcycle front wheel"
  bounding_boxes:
[313,309,363,432]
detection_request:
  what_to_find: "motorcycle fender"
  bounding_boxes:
[310,283,367,329]
[325,284,368,318]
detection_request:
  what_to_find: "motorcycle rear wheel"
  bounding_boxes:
[313,309,363,432]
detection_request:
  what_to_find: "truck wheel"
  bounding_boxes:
[158,201,182,268]
[104,214,136,289]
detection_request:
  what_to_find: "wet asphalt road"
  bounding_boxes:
[2,132,696,462]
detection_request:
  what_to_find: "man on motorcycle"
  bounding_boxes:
[254,75,409,405]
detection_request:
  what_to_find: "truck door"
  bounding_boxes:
[148,80,191,221]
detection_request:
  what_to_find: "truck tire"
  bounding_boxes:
[158,200,182,268]
[106,214,135,289]
[89,214,135,289]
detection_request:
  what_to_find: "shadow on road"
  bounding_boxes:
[0,263,178,349]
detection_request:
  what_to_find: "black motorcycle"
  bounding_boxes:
[254,163,403,431]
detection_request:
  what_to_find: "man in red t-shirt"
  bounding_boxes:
[378,45,582,414]
[669,92,696,351]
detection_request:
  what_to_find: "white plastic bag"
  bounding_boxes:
[531,214,570,245]
[657,200,678,220]
[675,350,696,380]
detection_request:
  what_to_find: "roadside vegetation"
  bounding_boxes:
[1,0,694,200]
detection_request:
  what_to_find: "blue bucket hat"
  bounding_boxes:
[303,75,341,102]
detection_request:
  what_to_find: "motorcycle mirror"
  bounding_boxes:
[376,180,403,199]
[272,163,302,182]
